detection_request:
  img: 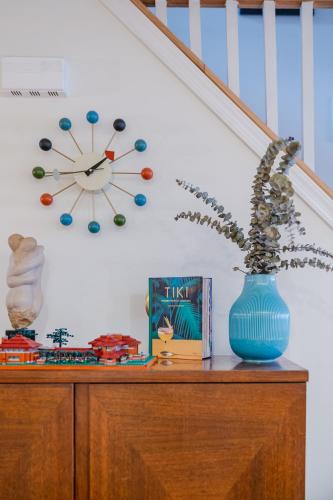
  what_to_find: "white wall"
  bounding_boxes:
[0,1,332,498]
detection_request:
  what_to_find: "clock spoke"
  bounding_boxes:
[40,181,77,207]
[109,148,135,166]
[44,168,106,177]
[59,118,83,155]
[92,193,96,220]
[102,189,127,227]
[52,181,77,197]
[109,182,147,207]
[52,148,75,162]
[103,118,126,152]
[104,131,117,153]
[109,182,134,198]
[70,188,85,213]
[113,172,140,175]
[113,167,154,180]
[88,192,100,234]
[86,110,99,152]
[108,140,147,170]
[102,188,117,215]
[39,138,76,163]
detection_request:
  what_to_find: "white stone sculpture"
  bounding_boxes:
[6,234,45,329]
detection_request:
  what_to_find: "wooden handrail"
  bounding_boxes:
[131,0,333,201]
[142,0,333,7]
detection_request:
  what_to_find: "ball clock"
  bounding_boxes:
[32,111,154,234]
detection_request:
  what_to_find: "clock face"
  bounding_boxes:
[72,152,113,191]
[33,111,154,234]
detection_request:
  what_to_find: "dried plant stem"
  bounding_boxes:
[175,137,333,276]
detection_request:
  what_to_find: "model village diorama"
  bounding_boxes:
[1,233,154,368]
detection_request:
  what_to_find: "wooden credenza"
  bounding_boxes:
[0,356,307,500]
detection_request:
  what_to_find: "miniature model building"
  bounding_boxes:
[0,335,41,364]
[89,335,141,364]
[0,330,148,366]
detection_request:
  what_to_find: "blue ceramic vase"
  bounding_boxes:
[229,274,290,362]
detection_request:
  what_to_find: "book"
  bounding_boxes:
[149,277,212,360]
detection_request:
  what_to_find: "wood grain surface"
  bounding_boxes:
[76,382,306,499]
[0,356,308,383]
[0,384,73,500]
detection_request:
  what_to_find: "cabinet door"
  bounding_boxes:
[0,384,73,500]
[75,383,305,500]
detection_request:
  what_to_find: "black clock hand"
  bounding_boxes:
[85,156,109,176]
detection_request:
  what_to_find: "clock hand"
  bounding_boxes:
[85,151,115,176]
[45,168,104,177]
[85,156,109,176]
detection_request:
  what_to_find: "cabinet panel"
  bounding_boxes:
[76,383,305,500]
[0,384,73,500]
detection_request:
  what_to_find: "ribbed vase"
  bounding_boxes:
[229,274,290,362]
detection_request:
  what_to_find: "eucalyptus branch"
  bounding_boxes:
[175,180,248,243]
[280,257,333,272]
[174,137,333,276]
[175,211,250,250]
[282,244,333,260]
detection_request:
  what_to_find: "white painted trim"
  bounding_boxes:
[189,0,202,59]
[155,0,168,26]
[263,0,278,132]
[98,0,333,229]
[301,1,315,169]
[226,0,240,96]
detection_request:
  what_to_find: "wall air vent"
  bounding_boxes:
[1,57,67,97]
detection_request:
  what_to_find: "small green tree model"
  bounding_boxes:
[47,328,74,348]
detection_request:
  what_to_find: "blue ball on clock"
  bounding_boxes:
[86,110,99,124]
[135,139,147,152]
[134,194,146,206]
[59,118,72,131]
[88,221,100,234]
[60,213,73,226]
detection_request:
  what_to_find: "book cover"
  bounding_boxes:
[149,277,211,360]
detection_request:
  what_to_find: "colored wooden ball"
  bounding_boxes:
[134,194,146,206]
[114,214,126,227]
[39,138,52,151]
[59,117,72,131]
[86,110,99,124]
[113,118,126,132]
[141,167,153,180]
[32,166,45,179]
[40,193,53,206]
[88,221,100,233]
[60,213,73,226]
[135,139,147,152]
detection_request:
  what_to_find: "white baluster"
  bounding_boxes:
[155,0,168,25]
[189,0,202,58]
[226,0,240,96]
[263,0,278,132]
[301,1,315,169]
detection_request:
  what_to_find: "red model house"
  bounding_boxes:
[0,334,41,364]
[89,334,141,363]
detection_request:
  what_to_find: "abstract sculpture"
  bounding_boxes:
[6,234,45,329]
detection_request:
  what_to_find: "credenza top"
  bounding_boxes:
[0,356,308,384]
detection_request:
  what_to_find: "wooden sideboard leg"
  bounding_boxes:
[75,384,90,500]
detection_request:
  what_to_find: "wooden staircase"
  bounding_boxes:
[134,0,333,197]
[98,0,333,226]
